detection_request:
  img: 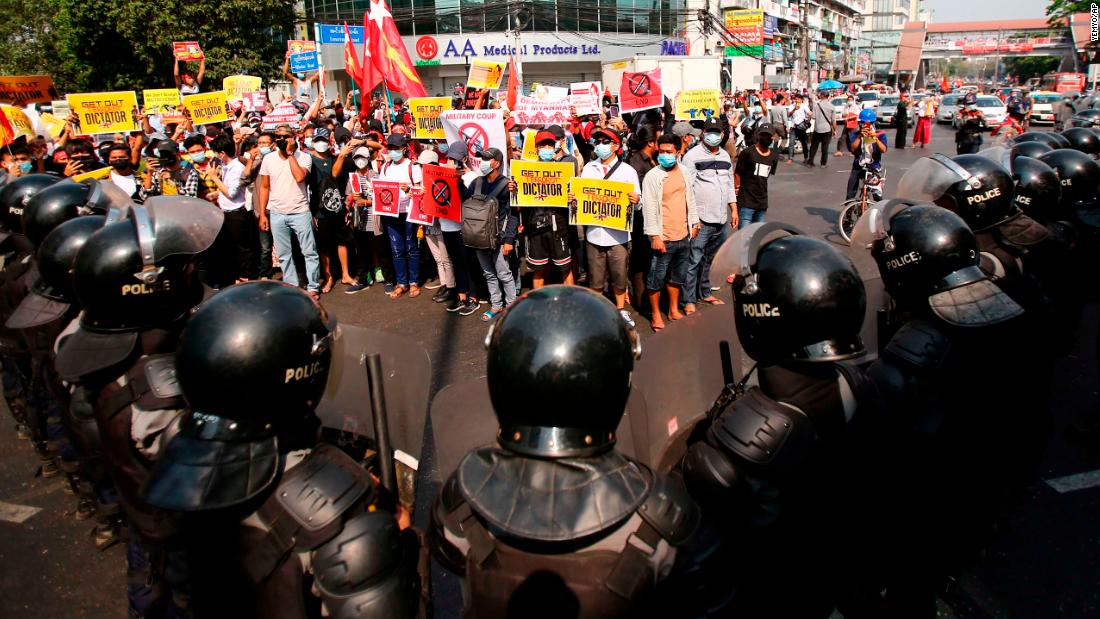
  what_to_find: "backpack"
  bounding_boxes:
[461,177,509,250]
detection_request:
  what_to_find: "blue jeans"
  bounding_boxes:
[737,207,767,229]
[270,211,320,291]
[476,247,517,309]
[683,221,728,305]
[646,237,691,291]
[382,214,419,286]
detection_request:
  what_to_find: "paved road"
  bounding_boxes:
[1,124,1097,618]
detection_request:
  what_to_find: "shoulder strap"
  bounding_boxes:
[603,159,623,180]
[484,178,509,201]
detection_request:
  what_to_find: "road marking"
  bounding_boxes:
[0,500,41,523]
[1045,469,1100,494]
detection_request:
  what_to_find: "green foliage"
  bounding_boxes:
[1,0,296,94]
[1003,57,1061,81]
[1046,0,1092,24]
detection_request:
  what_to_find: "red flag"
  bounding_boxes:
[367,0,427,98]
[343,23,362,84]
[358,16,382,100]
[506,55,519,110]
[0,110,15,147]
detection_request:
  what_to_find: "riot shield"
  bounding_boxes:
[846,201,892,360]
[426,377,649,481]
[317,324,431,465]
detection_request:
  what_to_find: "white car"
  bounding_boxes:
[855,90,881,109]
[953,95,1008,129]
[937,94,961,124]
[831,96,848,124]
[1028,92,1062,124]
[875,95,913,128]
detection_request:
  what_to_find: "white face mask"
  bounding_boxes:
[479,160,495,175]
[354,158,370,169]
[242,152,252,161]
[314,142,330,153]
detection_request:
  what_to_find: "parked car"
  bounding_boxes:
[876,95,913,128]
[855,90,881,109]
[831,96,848,124]
[952,95,1008,129]
[1028,91,1062,124]
[937,94,961,123]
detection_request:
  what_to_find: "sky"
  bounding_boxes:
[921,0,1049,23]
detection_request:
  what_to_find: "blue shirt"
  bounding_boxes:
[850,130,888,170]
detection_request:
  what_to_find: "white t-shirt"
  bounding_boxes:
[259,150,312,215]
[379,158,423,214]
[109,171,137,198]
[217,158,247,211]
[580,156,641,247]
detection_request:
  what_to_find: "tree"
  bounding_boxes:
[1046,1,1092,25]
[1,0,296,94]
[1003,57,1061,81]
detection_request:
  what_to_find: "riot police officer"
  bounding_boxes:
[141,281,422,619]
[850,200,1031,616]
[431,285,721,618]
[53,196,223,618]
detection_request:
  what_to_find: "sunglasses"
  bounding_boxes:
[593,138,615,145]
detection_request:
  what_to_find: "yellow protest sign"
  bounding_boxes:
[520,129,538,161]
[1,105,34,140]
[467,60,506,90]
[407,97,449,139]
[0,76,57,106]
[72,166,113,183]
[512,160,573,207]
[675,89,722,121]
[38,112,67,139]
[222,75,262,101]
[182,91,229,125]
[67,91,139,134]
[143,89,181,116]
[569,177,634,231]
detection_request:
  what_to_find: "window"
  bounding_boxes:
[618,0,635,34]
[435,0,461,33]
[461,0,484,32]
[531,0,556,31]
[600,0,616,32]
[391,0,414,35]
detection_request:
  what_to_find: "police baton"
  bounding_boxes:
[365,353,397,495]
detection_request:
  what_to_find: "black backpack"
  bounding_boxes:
[461,177,509,250]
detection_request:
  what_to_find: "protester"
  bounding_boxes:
[174,56,205,95]
[806,91,835,167]
[258,124,321,299]
[836,94,859,157]
[514,130,575,288]
[463,147,517,321]
[913,94,936,148]
[627,125,659,306]
[307,127,355,293]
[378,133,423,298]
[208,135,257,283]
[440,142,481,315]
[734,123,779,228]
[0,145,34,179]
[767,94,791,163]
[576,128,641,325]
[955,97,985,155]
[140,139,199,198]
[790,93,811,164]
[642,134,698,331]
[846,110,889,201]
[418,149,457,304]
[895,91,910,149]
[184,134,222,203]
[681,117,736,315]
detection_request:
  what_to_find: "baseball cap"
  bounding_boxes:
[672,121,702,138]
[418,150,439,165]
[312,127,331,142]
[702,117,722,134]
[386,133,408,148]
[352,146,371,159]
[546,125,566,140]
[445,142,468,161]
[591,128,621,146]
[476,146,504,162]
[755,123,776,136]
[535,130,557,145]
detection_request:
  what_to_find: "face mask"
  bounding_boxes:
[479,160,495,175]
[190,153,206,164]
[18,162,33,174]
[388,150,403,162]
[242,152,252,161]
[594,143,614,160]
[757,137,773,148]
[703,133,722,147]
[259,146,273,156]
[436,143,448,153]
[314,142,330,153]
[110,160,130,171]
[657,153,677,169]
[354,158,370,169]
[538,147,556,162]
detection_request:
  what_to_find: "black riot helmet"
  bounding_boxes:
[1038,149,1100,228]
[895,153,1018,232]
[0,174,60,235]
[1010,140,1053,160]
[20,179,132,248]
[1061,127,1100,158]
[143,281,337,512]
[70,197,224,333]
[714,223,866,364]
[5,216,107,330]
[851,200,1023,327]
[485,285,641,459]
[1013,131,1064,150]
[977,147,1065,224]
[1070,109,1100,128]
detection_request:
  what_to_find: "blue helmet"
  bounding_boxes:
[858,108,877,123]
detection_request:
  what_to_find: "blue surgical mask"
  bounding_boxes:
[388,150,403,162]
[657,153,677,169]
[538,147,555,162]
[479,160,495,175]
[594,143,614,161]
[703,133,722,147]
[190,152,206,164]
[18,162,33,174]
[259,146,273,156]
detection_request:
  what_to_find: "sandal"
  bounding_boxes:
[388,285,407,299]
[408,284,421,298]
[700,297,725,306]
[481,307,503,322]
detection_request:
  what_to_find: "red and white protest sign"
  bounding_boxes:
[261,102,301,131]
[406,188,434,225]
[570,81,602,116]
[173,41,204,61]
[242,92,268,112]
[619,69,663,114]
[372,180,401,218]
[440,109,509,175]
[512,96,571,127]
[421,164,461,222]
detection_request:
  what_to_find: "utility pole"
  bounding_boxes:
[801,0,810,89]
[992,29,1001,87]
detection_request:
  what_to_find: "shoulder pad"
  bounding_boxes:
[882,320,952,371]
[143,354,181,399]
[706,388,814,479]
[264,443,375,549]
[637,472,700,547]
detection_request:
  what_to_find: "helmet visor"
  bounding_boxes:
[710,222,804,291]
[141,197,226,261]
[894,156,970,204]
[849,199,890,249]
[976,146,1013,172]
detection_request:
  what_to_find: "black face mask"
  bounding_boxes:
[757,136,773,148]
[110,160,131,171]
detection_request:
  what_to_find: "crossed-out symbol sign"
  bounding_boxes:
[379,189,395,205]
[628,74,651,97]
[431,179,451,204]
[460,122,489,154]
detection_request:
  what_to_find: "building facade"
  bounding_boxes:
[862,0,925,80]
